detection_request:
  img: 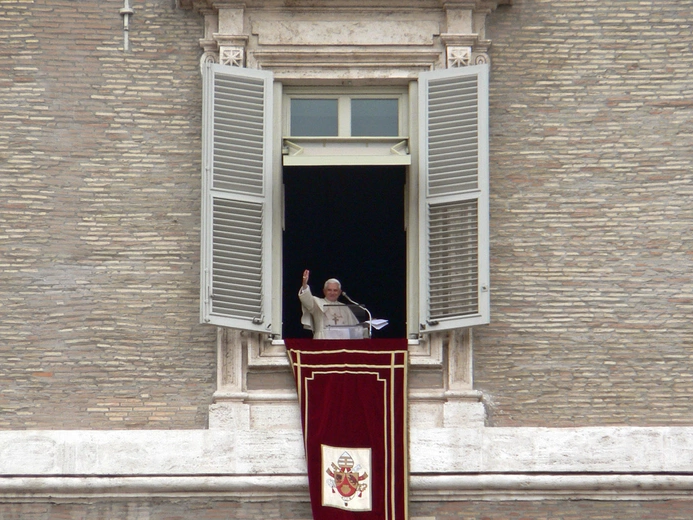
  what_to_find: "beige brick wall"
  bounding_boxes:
[2,0,693,518]
[0,0,215,429]
[478,0,693,426]
[2,0,692,432]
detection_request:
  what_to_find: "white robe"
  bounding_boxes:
[299,286,360,339]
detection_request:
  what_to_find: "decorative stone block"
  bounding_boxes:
[220,46,245,67]
[447,46,472,68]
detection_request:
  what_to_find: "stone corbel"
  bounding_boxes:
[197,6,250,66]
[199,7,220,64]
[214,5,247,67]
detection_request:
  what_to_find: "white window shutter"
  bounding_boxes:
[200,63,274,333]
[418,64,490,333]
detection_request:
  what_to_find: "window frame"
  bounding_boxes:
[283,87,409,138]
[201,64,490,339]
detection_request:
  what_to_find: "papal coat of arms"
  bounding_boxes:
[321,445,372,511]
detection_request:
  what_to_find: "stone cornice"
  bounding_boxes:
[440,33,492,52]
[180,0,511,11]
[192,0,506,74]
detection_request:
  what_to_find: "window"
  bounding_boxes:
[200,63,490,336]
[289,96,401,137]
[282,90,409,166]
[287,93,405,138]
[351,99,399,137]
[290,99,338,136]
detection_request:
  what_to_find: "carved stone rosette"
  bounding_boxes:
[220,46,244,67]
[441,33,491,68]
[447,46,472,68]
[215,35,248,67]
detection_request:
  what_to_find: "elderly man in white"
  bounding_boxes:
[299,269,360,339]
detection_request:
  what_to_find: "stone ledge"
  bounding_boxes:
[3,427,693,475]
[3,427,693,501]
[2,474,693,502]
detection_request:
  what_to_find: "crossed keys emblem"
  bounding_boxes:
[326,451,369,506]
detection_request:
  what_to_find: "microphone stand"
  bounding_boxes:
[342,292,372,339]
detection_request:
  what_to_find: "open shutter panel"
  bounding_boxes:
[419,64,490,332]
[200,63,274,332]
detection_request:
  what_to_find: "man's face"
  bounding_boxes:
[323,282,341,302]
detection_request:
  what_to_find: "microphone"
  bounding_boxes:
[341,292,372,338]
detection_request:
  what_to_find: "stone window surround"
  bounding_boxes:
[185,0,510,429]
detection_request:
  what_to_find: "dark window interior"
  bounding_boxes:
[282,165,406,338]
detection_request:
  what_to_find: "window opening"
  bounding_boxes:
[282,165,406,339]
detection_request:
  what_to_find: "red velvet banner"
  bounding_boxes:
[285,339,408,520]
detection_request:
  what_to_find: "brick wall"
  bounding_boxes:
[2,0,693,433]
[2,0,693,518]
[0,0,215,429]
[478,0,693,426]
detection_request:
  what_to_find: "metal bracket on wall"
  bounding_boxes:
[120,0,134,52]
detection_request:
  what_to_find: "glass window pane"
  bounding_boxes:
[351,99,399,137]
[290,99,338,136]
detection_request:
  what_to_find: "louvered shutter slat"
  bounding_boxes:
[211,197,263,319]
[419,65,490,332]
[427,199,479,321]
[212,72,267,199]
